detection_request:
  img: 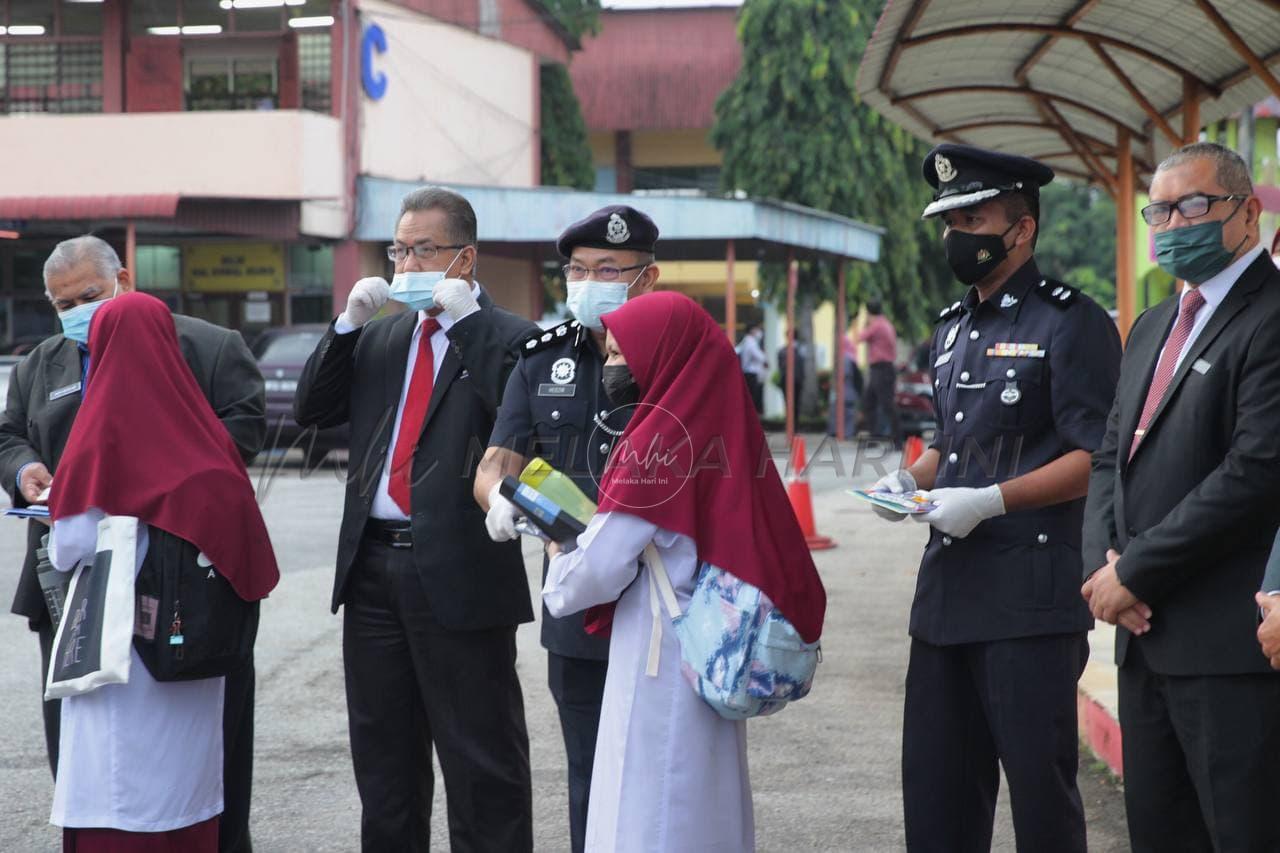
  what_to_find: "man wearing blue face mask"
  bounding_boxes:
[295,186,539,852]
[1082,142,1280,852]
[0,234,266,853]
[474,204,659,853]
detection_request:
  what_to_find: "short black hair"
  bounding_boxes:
[866,300,883,316]
[995,191,1039,249]
[398,186,478,246]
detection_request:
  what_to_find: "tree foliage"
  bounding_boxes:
[540,0,601,40]
[540,63,596,191]
[710,0,954,350]
[1036,181,1118,309]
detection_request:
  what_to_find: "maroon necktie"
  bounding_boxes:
[388,318,441,514]
[1129,288,1205,461]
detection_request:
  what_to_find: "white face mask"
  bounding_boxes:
[389,249,464,312]
[565,265,648,331]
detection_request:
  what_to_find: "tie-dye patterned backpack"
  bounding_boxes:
[643,543,820,720]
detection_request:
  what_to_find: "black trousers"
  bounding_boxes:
[343,538,532,853]
[862,361,902,445]
[548,652,607,853]
[1119,641,1280,853]
[744,373,764,415]
[902,634,1088,853]
[37,620,257,853]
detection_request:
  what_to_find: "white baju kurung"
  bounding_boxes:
[49,510,224,832]
[544,511,753,853]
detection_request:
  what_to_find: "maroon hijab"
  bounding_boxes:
[49,292,279,601]
[592,291,825,643]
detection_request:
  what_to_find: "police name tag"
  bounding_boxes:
[537,383,575,397]
[49,382,81,401]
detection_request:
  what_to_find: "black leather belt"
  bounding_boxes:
[364,518,413,549]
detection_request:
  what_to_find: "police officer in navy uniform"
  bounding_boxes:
[868,145,1122,852]
[475,205,659,853]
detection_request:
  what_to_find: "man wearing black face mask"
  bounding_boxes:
[1081,142,1280,852]
[867,144,1122,853]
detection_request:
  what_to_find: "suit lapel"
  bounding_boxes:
[419,343,461,437]
[48,338,85,415]
[383,311,416,417]
[1118,300,1174,466]
[1128,256,1270,462]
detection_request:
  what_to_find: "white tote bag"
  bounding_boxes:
[44,516,138,700]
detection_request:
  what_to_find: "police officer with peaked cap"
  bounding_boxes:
[867,144,1122,852]
[474,204,659,853]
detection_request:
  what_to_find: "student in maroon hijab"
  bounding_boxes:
[47,292,278,852]
[542,291,825,852]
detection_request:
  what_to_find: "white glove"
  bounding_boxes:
[485,481,519,542]
[912,484,1005,539]
[339,277,390,329]
[869,469,916,522]
[433,277,480,322]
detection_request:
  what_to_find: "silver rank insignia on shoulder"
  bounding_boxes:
[944,323,959,351]
[1000,293,1019,309]
[551,357,575,385]
[1000,382,1022,405]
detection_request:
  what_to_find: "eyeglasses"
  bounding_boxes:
[1140,193,1246,226]
[386,243,467,263]
[562,263,648,283]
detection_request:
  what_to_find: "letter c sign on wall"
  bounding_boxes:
[361,23,388,101]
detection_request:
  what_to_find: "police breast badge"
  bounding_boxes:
[944,323,959,351]
[551,357,576,385]
[606,213,630,244]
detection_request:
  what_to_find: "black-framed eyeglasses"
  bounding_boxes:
[1141,193,1247,226]
[386,243,467,262]
[562,263,648,283]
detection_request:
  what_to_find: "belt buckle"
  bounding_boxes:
[388,527,413,549]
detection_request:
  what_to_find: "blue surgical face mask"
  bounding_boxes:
[389,249,463,312]
[58,282,119,345]
[566,266,647,331]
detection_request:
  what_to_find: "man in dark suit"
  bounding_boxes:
[0,235,265,853]
[1082,142,1280,852]
[295,187,537,852]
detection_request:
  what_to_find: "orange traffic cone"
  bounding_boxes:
[786,436,836,550]
[903,435,924,467]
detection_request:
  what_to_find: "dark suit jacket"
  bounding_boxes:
[0,314,266,626]
[294,290,537,630]
[1083,253,1280,675]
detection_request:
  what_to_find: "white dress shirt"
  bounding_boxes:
[1159,245,1264,377]
[336,283,481,521]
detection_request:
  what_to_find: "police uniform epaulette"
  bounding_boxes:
[521,319,581,355]
[936,301,963,323]
[1034,278,1077,309]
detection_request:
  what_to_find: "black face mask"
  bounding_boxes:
[602,364,641,408]
[943,221,1018,286]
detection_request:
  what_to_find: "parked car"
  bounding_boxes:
[251,324,348,467]
[0,354,24,403]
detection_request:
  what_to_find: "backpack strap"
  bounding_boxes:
[644,542,681,677]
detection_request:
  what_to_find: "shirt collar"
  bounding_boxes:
[963,258,1041,317]
[416,281,482,334]
[1186,245,1264,311]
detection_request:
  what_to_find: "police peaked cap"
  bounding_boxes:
[556,205,659,258]
[921,144,1055,219]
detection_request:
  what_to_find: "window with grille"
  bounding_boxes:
[298,32,330,114]
[0,41,102,115]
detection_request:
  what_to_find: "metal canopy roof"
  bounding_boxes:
[857,0,1280,189]
[356,177,883,263]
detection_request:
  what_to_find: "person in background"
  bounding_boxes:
[542,290,826,853]
[738,322,768,415]
[294,187,537,852]
[828,331,862,439]
[475,205,660,853]
[0,235,265,853]
[856,300,902,447]
[46,292,279,852]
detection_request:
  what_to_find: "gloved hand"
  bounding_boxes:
[912,484,1005,539]
[339,277,390,329]
[485,481,519,542]
[433,278,480,322]
[869,469,916,522]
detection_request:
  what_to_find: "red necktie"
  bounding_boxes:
[388,318,441,514]
[1129,288,1205,461]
